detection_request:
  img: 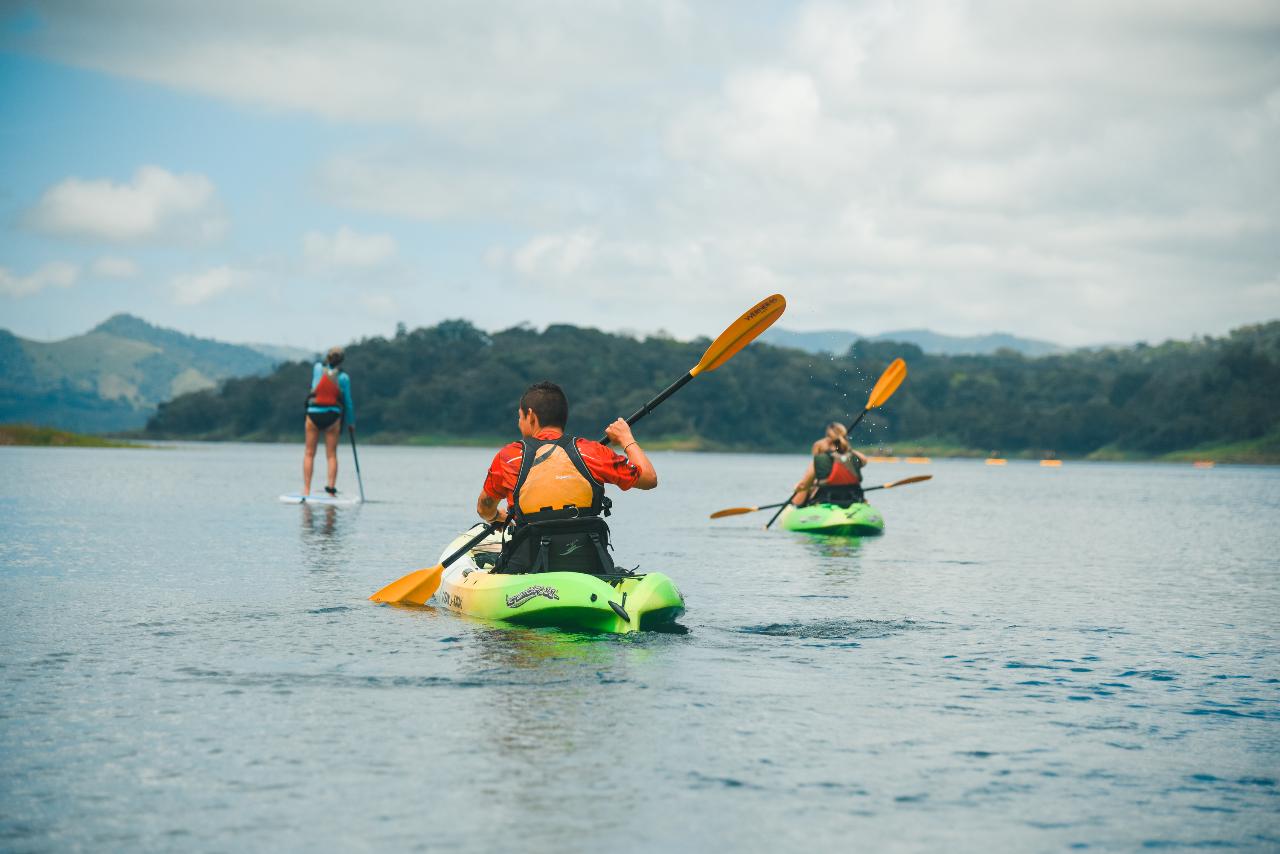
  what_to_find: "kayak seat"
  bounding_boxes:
[810,486,866,507]
[494,517,616,575]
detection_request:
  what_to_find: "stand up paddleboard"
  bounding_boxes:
[279,493,363,506]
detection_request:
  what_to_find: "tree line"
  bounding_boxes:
[144,318,1280,458]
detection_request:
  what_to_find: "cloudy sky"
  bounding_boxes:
[1,1,1277,349]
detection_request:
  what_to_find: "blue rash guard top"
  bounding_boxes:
[306,362,355,427]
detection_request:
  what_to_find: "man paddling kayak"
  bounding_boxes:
[477,381,657,574]
[302,346,356,498]
[790,421,868,507]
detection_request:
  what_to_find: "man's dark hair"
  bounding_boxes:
[520,381,569,428]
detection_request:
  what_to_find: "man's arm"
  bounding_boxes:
[477,445,515,524]
[604,418,657,490]
[476,492,507,526]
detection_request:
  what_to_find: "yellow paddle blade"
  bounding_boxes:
[710,506,758,519]
[881,474,932,489]
[369,565,444,606]
[690,294,786,377]
[866,357,907,408]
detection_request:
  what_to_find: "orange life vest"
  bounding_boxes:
[816,450,861,486]
[309,367,344,409]
[511,435,605,524]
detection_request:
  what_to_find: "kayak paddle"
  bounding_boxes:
[710,475,931,520]
[709,502,789,519]
[372,293,788,607]
[844,357,907,434]
[348,425,366,502]
[864,474,931,491]
[764,357,909,529]
[598,293,787,444]
[369,522,496,605]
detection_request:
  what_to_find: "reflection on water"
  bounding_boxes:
[450,626,675,843]
[300,503,340,539]
[298,503,356,573]
[800,533,866,561]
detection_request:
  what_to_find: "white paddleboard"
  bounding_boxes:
[279,493,363,506]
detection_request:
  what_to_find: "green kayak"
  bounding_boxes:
[432,527,685,633]
[778,502,885,536]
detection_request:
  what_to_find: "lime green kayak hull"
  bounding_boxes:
[434,527,685,633]
[778,502,885,536]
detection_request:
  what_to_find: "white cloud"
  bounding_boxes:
[302,226,396,269]
[512,231,598,278]
[90,256,139,278]
[7,3,707,128]
[0,262,79,298]
[319,150,601,224]
[25,166,226,244]
[359,293,398,317]
[172,266,250,305]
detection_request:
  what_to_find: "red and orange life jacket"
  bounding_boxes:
[308,367,344,409]
[816,450,862,486]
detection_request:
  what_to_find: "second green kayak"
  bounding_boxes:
[778,502,885,536]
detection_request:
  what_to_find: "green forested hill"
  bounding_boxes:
[144,318,1280,461]
[0,315,308,432]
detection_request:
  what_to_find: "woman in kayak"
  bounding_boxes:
[476,381,657,574]
[790,421,868,507]
[302,346,356,497]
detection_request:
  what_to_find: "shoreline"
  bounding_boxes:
[0,424,149,449]
[8,423,1276,464]
[82,427,1280,465]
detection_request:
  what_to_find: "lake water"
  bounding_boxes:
[1,443,1277,852]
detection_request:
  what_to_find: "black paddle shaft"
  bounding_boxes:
[441,523,496,570]
[598,371,693,444]
[844,407,871,436]
[763,497,792,529]
[348,426,366,501]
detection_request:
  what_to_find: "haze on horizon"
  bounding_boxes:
[1,1,1277,352]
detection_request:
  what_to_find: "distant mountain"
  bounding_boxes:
[244,342,314,363]
[0,314,311,433]
[762,327,1066,357]
[762,328,865,354]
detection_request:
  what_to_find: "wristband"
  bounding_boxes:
[624,441,639,453]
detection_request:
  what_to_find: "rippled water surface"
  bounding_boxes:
[2,444,1278,851]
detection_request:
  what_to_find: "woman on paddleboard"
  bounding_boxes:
[790,421,868,507]
[302,346,356,497]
